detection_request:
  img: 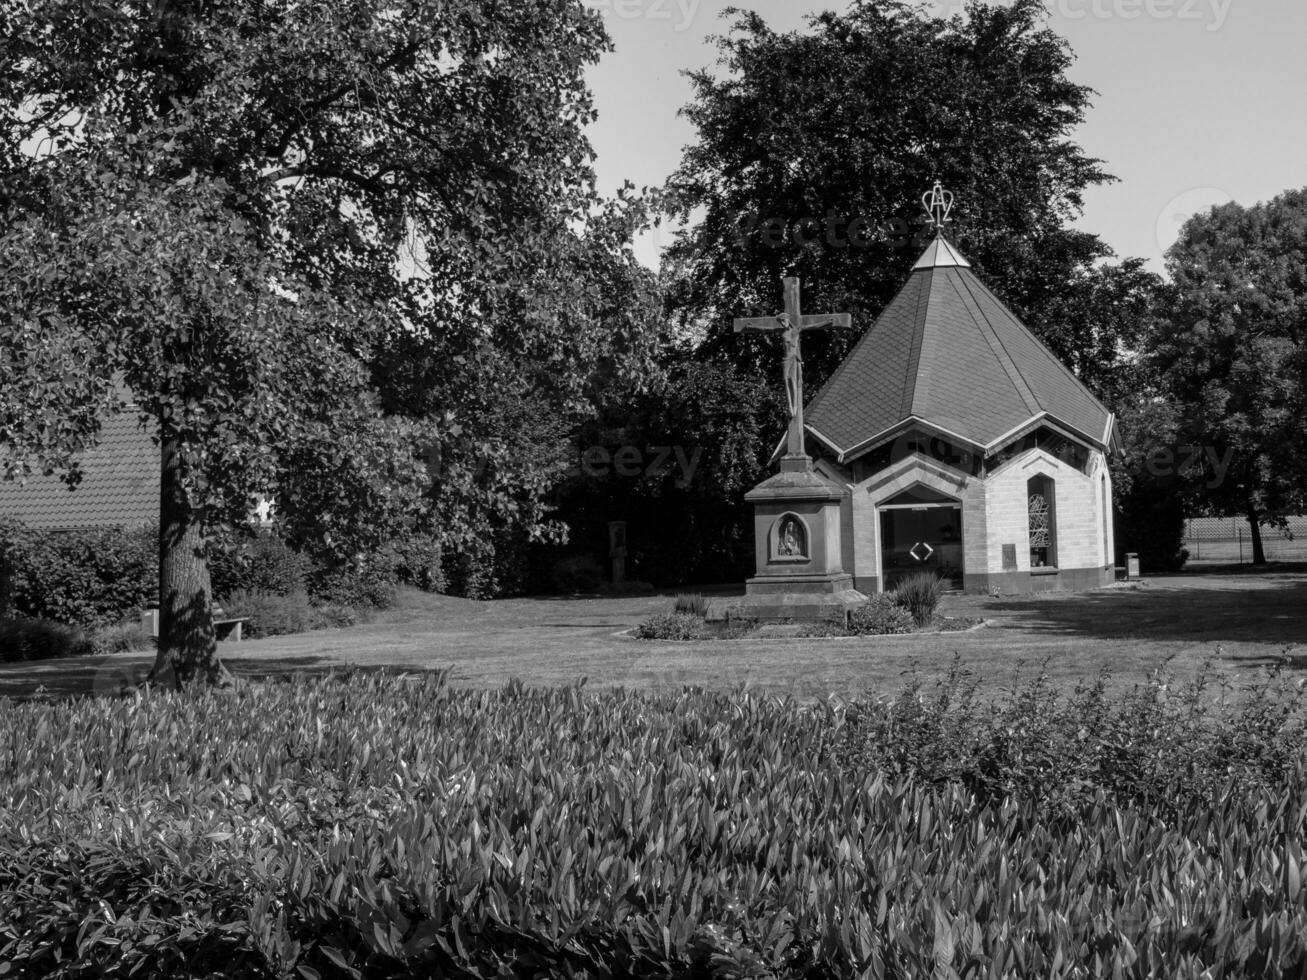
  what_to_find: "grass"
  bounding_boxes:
[1,568,1305,701]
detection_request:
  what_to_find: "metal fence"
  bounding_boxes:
[1183,516,1307,564]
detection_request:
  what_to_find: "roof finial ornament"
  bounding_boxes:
[922,180,954,235]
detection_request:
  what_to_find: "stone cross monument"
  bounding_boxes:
[724,277,866,623]
[734,277,852,470]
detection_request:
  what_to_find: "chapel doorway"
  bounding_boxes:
[878,491,964,591]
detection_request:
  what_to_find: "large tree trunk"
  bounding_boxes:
[1246,501,1268,566]
[151,428,230,688]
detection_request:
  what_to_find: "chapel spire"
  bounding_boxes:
[912,181,971,271]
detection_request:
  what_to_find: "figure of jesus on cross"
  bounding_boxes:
[735,277,854,465]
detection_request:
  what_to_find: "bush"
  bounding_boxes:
[0,616,91,661]
[307,554,397,610]
[312,602,360,630]
[222,589,317,638]
[846,594,916,635]
[673,592,708,617]
[0,520,155,629]
[390,533,445,593]
[87,619,154,655]
[3,673,1307,978]
[634,612,709,640]
[551,554,603,594]
[222,589,365,639]
[209,530,313,600]
[891,571,943,626]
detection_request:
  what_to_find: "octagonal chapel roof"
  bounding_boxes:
[805,234,1116,461]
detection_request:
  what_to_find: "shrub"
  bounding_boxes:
[551,554,603,594]
[673,592,708,617]
[209,530,313,600]
[892,570,944,626]
[634,612,709,640]
[222,589,317,638]
[0,616,91,661]
[221,589,364,639]
[211,528,414,610]
[0,520,156,629]
[846,594,916,635]
[390,533,445,593]
[307,554,397,610]
[312,602,360,630]
[88,619,154,655]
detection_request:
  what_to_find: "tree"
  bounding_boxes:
[374,186,667,596]
[1148,188,1307,565]
[662,0,1131,390]
[1108,395,1191,572]
[653,0,1156,577]
[0,0,651,683]
[555,353,781,587]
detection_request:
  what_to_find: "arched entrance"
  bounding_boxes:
[877,485,963,591]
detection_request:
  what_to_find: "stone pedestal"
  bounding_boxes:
[722,454,866,622]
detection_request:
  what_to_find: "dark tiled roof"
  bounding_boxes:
[806,237,1113,457]
[0,412,158,529]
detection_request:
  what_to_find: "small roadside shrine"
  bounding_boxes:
[730,183,1118,618]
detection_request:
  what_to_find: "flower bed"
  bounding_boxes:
[1,666,1306,977]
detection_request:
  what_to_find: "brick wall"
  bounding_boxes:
[982,448,1108,573]
[842,446,1111,592]
[851,454,981,589]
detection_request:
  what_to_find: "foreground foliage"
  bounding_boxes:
[1,665,1306,978]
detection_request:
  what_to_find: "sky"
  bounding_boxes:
[582,0,1307,276]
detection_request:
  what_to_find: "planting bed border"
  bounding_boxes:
[615,619,990,642]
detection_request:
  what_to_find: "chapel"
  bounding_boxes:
[795,189,1120,595]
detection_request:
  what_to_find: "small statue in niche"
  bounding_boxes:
[780,517,803,557]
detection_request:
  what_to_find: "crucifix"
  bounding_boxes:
[735,277,853,463]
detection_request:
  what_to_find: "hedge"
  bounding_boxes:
[0,520,155,629]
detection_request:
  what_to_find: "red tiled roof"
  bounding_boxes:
[0,411,158,529]
[806,236,1115,458]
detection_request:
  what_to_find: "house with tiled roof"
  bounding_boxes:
[796,200,1117,595]
[0,411,159,530]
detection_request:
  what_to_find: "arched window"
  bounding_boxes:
[1028,475,1057,568]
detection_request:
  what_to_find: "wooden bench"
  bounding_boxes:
[211,606,248,643]
[140,607,249,642]
[213,616,248,642]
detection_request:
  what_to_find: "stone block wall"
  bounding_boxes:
[981,448,1109,575]
[848,453,981,594]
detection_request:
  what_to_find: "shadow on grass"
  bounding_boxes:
[0,654,157,700]
[0,652,431,702]
[222,656,436,683]
[985,578,1307,647]
[1223,651,1307,673]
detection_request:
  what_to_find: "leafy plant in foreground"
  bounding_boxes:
[1,667,1306,977]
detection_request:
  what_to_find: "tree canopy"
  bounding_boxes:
[0,0,660,682]
[1146,187,1307,564]
[662,0,1137,390]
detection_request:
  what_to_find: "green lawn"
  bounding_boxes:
[3,567,1305,700]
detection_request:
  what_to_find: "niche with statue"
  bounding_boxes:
[769,512,810,563]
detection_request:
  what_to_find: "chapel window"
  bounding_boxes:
[1028,475,1057,568]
